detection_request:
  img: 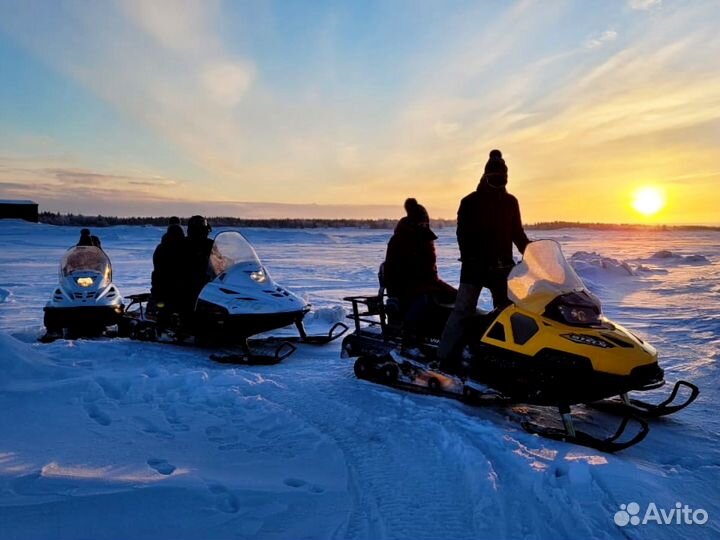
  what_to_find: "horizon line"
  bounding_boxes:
[33,213,720,230]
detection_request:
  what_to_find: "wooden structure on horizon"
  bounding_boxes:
[0,200,39,222]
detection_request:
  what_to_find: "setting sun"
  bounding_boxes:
[632,186,666,217]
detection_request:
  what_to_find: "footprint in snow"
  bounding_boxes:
[284,478,325,493]
[85,403,111,426]
[147,458,176,475]
[206,482,240,513]
[134,416,175,440]
[205,425,239,445]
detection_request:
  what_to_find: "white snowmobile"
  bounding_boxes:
[123,230,346,364]
[42,245,124,342]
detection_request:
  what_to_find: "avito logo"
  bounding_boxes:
[614,502,709,527]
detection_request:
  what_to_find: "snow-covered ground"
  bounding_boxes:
[0,220,718,540]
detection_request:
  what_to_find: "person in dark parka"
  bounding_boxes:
[184,215,214,310]
[438,149,530,370]
[77,228,94,247]
[77,228,102,248]
[384,198,456,342]
[151,218,186,315]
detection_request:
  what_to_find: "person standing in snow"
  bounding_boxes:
[383,198,456,345]
[151,217,187,320]
[437,149,530,372]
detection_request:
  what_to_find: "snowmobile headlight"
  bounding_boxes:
[250,269,267,283]
[558,305,599,325]
[76,277,94,287]
[561,333,613,348]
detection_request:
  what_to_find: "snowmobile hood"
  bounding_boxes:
[508,240,597,314]
[60,246,112,288]
[198,231,308,316]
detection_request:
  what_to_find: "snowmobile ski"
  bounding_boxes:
[588,380,700,418]
[294,321,349,345]
[210,342,297,366]
[522,408,650,453]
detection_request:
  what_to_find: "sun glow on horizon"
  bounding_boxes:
[632,186,666,218]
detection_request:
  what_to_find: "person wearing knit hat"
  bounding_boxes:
[437,149,530,373]
[484,149,508,188]
[77,228,94,247]
[151,217,187,321]
[404,197,430,225]
[383,198,456,345]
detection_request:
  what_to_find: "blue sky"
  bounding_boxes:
[0,0,719,222]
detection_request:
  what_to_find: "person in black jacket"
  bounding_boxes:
[151,218,186,317]
[77,228,94,247]
[384,198,456,343]
[437,149,530,370]
[184,215,214,310]
[77,228,102,248]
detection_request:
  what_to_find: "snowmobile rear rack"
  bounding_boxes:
[343,294,391,334]
[589,380,700,418]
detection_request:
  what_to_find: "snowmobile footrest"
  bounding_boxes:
[522,414,649,453]
[590,380,700,418]
[210,342,297,366]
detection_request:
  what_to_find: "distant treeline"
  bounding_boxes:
[38,212,719,231]
[523,221,720,231]
[38,212,416,229]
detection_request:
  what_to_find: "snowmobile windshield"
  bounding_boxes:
[208,231,263,277]
[60,246,112,286]
[507,240,591,314]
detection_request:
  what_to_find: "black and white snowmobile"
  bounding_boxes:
[123,230,346,364]
[341,240,699,452]
[41,245,124,342]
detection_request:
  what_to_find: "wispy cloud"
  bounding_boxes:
[0,156,185,203]
[628,0,662,11]
[585,30,618,49]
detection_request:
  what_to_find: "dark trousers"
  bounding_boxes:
[437,266,511,366]
[400,285,457,345]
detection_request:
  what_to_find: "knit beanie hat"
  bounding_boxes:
[404,198,430,225]
[484,149,507,187]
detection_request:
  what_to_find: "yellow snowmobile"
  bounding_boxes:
[341,240,699,452]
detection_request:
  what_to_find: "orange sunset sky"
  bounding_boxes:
[0,1,718,223]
